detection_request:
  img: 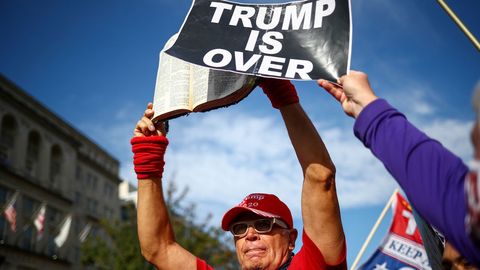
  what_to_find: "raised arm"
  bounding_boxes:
[260,79,345,265]
[132,103,197,270]
[318,72,480,266]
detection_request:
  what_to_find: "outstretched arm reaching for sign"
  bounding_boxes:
[318,71,480,266]
[133,103,199,270]
[260,79,346,266]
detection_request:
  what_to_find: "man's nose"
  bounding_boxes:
[245,226,259,240]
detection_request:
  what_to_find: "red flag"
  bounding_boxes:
[359,192,431,270]
[389,192,424,242]
[3,192,18,232]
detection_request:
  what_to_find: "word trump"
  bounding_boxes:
[210,0,336,30]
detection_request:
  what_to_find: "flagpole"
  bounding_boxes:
[435,0,480,51]
[350,189,399,270]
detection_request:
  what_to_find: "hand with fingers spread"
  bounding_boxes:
[317,71,378,118]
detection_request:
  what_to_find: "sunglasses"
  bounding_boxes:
[229,218,289,237]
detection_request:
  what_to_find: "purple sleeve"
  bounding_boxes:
[354,99,480,265]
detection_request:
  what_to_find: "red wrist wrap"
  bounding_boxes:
[131,136,169,180]
[259,79,299,109]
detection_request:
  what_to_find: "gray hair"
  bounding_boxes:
[472,80,480,116]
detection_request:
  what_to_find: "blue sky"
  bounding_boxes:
[1,0,479,266]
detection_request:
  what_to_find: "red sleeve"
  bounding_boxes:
[196,257,214,270]
[288,230,347,270]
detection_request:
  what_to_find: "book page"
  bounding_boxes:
[190,68,255,108]
[153,34,191,120]
[208,71,253,100]
[190,64,211,106]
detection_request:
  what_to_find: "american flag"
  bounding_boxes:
[3,191,18,232]
[358,192,431,270]
[34,203,46,240]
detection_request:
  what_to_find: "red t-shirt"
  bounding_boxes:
[196,230,347,270]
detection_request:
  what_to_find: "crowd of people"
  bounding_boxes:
[131,71,480,270]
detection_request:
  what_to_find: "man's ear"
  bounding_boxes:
[288,229,298,250]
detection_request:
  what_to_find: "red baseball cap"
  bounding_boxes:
[221,193,293,231]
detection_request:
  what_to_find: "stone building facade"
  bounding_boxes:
[0,74,122,269]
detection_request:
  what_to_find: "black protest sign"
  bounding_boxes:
[166,0,351,81]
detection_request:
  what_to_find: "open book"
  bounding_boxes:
[152,34,259,122]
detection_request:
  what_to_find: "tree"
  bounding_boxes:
[165,181,238,269]
[81,180,238,270]
[81,204,155,270]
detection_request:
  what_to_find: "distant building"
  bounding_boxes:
[0,74,122,269]
[118,181,137,222]
[119,181,137,207]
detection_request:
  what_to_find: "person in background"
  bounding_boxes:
[131,79,347,270]
[318,71,480,267]
[442,242,477,270]
[465,81,480,247]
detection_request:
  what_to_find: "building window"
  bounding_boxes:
[75,165,83,181]
[85,172,96,190]
[0,114,17,165]
[19,196,40,251]
[74,191,82,204]
[73,246,81,263]
[104,206,110,218]
[73,218,81,236]
[46,235,58,257]
[92,175,97,190]
[46,206,61,227]
[19,226,35,251]
[25,131,41,178]
[90,225,98,237]
[86,199,98,215]
[92,200,98,215]
[45,206,61,256]
[0,186,8,242]
[103,182,112,198]
[21,196,37,218]
[49,145,63,190]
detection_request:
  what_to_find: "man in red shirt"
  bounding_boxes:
[131,79,347,270]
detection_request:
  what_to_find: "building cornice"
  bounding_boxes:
[0,74,120,168]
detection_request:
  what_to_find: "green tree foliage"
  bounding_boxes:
[81,180,238,270]
[165,181,238,269]
[81,204,154,270]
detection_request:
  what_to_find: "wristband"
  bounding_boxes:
[131,136,169,180]
[259,79,299,109]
